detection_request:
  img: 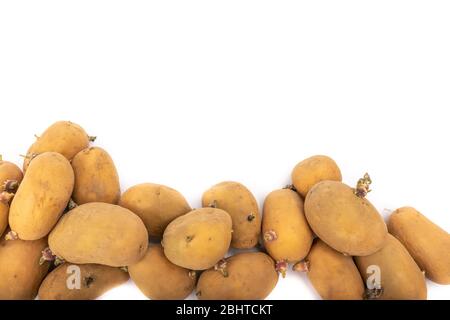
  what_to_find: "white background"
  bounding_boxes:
[1,1,449,300]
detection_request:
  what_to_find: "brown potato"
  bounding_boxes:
[9,152,74,240]
[49,202,148,267]
[202,181,261,249]
[196,252,278,300]
[291,155,342,198]
[388,207,450,285]
[355,234,427,300]
[71,147,120,205]
[129,245,196,300]
[0,231,50,300]
[262,189,314,272]
[0,202,8,237]
[304,240,364,300]
[162,207,232,270]
[119,183,191,238]
[23,121,92,171]
[0,156,23,193]
[305,180,387,256]
[39,263,129,300]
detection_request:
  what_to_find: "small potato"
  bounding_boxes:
[291,155,342,198]
[388,207,450,285]
[49,202,148,267]
[0,231,50,300]
[9,152,75,240]
[129,245,196,300]
[262,189,314,272]
[39,263,129,300]
[162,207,232,270]
[23,121,92,171]
[202,181,261,249]
[119,183,191,238]
[0,202,8,236]
[304,240,364,300]
[305,180,387,256]
[71,147,120,205]
[355,234,427,300]
[0,156,23,193]
[196,252,278,300]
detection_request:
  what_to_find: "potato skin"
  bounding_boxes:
[305,181,387,256]
[9,152,75,240]
[196,252,278,300]
[23,121,91,171]
[0,158,23,191]
[71,147,120,205]
[39,263,129,300]
[292,155,342,198]
[0,232,50,300]
[162,207,232,270]
[49,202,148,267]
[0,202,8,237]
[306,240,364,300]
[119,183,191,239]
[202,181,261,249]
[129,245,196,300]
[388,207,450,285]
[262,189,314,263]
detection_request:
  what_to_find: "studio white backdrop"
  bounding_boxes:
[1,1,449,300]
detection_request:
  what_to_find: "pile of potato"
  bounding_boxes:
[0,121,449,300]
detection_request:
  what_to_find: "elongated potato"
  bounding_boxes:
[39,263,129,300]
[129,245,196,300]
[196,252,278,300]
[388,207,450,285]
[202,181,261,249]
[305,180,387,256]
[355,234,427,300]
[9,152,74,240]
[0,232,50,300]
[71,147,120,205]
[0,202,8,237]
[119,183,191,238]
[23,121,92,171]
[0,156,23,193]
[292,155,342,198]
[162,208,232,270]
[49,203,148,267]
[262,189,314,272]
[304,240,364,300]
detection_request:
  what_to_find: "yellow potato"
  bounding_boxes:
[162,207,232,270]
[202,181,261,249]
[305,180,387,256]
[23,121,92,171]
[119,183,191,238]
[196,252,278,300]
[71,147,120,205]
[0,202,8,237]
[355,234,427,300]
[49,202,148,267]
[39,263,129,300]
[291,155,342,198]
[129,245,196,300]
[388,207,450,285]
[0,156,23,193]
[9,152,75,240]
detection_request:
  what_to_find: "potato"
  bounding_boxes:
[0,202,8,237]
[388,207,450,285]
[262,189,314,275]
[0,231,50,300]
[49,202,148,267]
[71,147,120,205]
[202,181,260,249]
[162,207,232,270]
[39,263,129,300]
[0,156,23,193]
[119,183,191,238]
[291,155,342,198]
[129,245,196,300]
[9,152,74,240]
[23,121,93,171]
[305,180,387,256]
[303,240,364,300]
[196,252,278,300]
